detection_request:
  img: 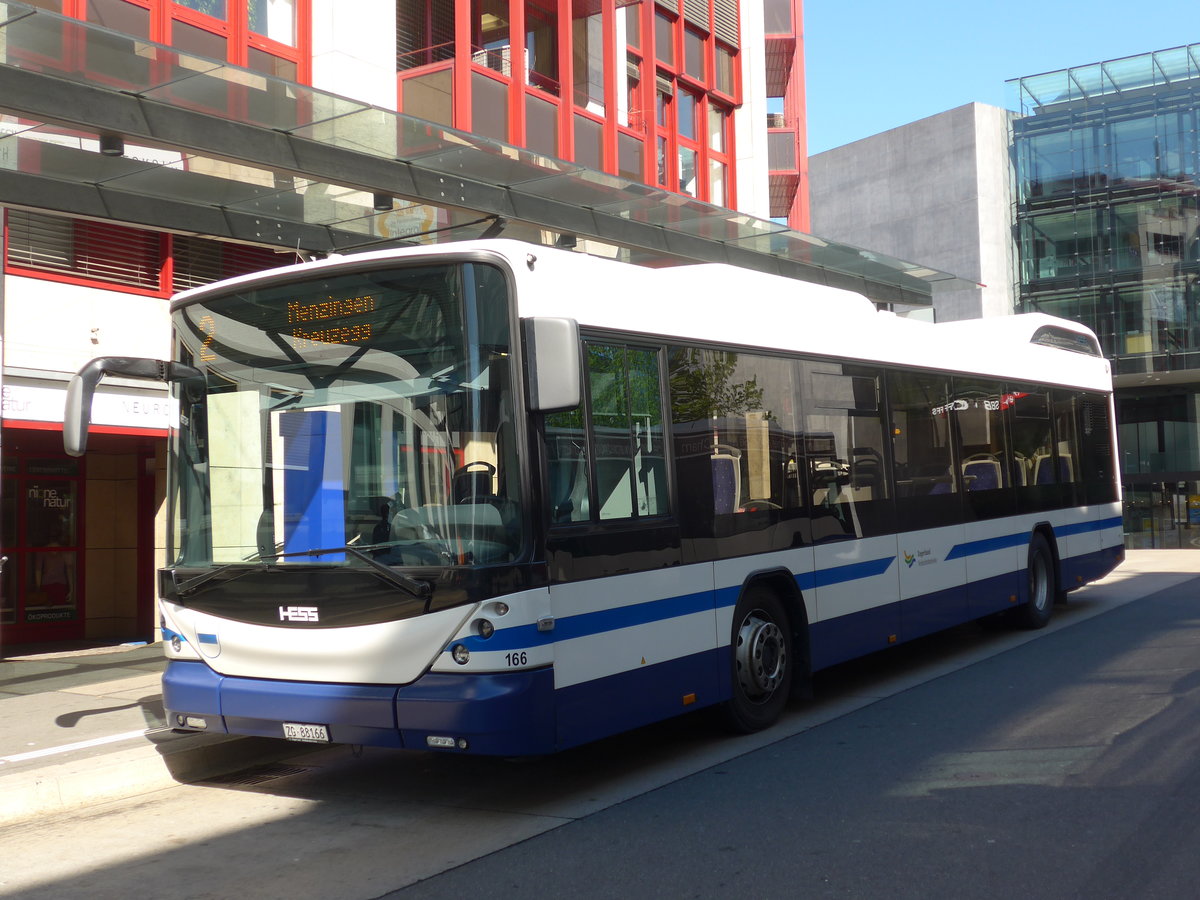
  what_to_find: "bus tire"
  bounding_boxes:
[722,585,793,733]
[1014,532,1055,630]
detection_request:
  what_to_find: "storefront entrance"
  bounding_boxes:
[1122,479,1200,549]
[2,443,82,641]
[1,425,162,653]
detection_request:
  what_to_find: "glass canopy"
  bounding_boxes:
[0,1,961,305]
[1011,43,1200,115]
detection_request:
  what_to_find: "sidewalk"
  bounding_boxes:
[0,641,294,827]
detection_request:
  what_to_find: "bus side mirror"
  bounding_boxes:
[524,317,581,413]
[64,357,202,457]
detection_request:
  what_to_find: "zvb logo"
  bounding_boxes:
[279,605,320,623]
[903,551,916,568]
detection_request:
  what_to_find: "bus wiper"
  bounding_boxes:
[174,558,269,598]
[266,545,432,600]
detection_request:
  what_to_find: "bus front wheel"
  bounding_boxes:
[723,586,793,733]
[1014,533,1056,630]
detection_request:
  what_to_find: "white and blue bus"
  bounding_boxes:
[65,239,1123,754]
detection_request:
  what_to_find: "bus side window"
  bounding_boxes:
[888,371,957,498]
[545,407,591,524]
[1078,391,1117,504]
[1008,387,1056,511]
[667,348,803,545]
[561,342,668,523]
[1052,390,1080,500]
[803,363,889,541]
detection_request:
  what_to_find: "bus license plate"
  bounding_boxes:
[282,722,330,743]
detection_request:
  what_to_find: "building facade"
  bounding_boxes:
[809,102,1014,323]
[0,0,827,650]
[1012,45,1200,548]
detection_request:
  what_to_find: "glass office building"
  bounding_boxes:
[1012,46,1200,548]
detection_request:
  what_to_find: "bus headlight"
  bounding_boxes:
[452,643,470,665]
[475,619,494,639]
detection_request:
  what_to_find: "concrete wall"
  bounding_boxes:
[809,102,1015,322]
[310,0,398,109]
[3,276,171,377]
[735,1,771,220]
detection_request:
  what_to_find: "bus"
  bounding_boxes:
[64,239,1123,755]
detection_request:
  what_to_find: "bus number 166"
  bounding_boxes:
[505,651,528,667]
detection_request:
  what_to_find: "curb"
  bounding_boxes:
[0,730,299,828]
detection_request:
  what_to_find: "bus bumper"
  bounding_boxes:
[163,660,557,756]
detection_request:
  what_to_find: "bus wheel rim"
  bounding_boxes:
[1031,552,1050,611]
[736,612,786,700]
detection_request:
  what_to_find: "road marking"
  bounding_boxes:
[0,728,154,764]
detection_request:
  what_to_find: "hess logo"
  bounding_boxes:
[279,605,320,623]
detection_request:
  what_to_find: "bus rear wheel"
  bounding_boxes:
[1014,533,1055,630]
[723,586,793,733]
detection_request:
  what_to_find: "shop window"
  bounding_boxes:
[1,456,83,629]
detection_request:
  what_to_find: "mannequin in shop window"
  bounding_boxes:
[34,522,74,608]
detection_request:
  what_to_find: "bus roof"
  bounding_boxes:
[173,239,1112,393]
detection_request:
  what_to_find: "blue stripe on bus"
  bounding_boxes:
[458,589,716,652]
[1055,515,1123,538]
[460,556,896,654]
[944,532,1029,561]
[798,555,896,590]
[945,516,1124,561]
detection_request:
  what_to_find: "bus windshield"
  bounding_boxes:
[169,260,522,571]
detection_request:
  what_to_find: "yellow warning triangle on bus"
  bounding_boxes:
[641,657,646,665]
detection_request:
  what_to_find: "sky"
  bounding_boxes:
[804,0,1200,155]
